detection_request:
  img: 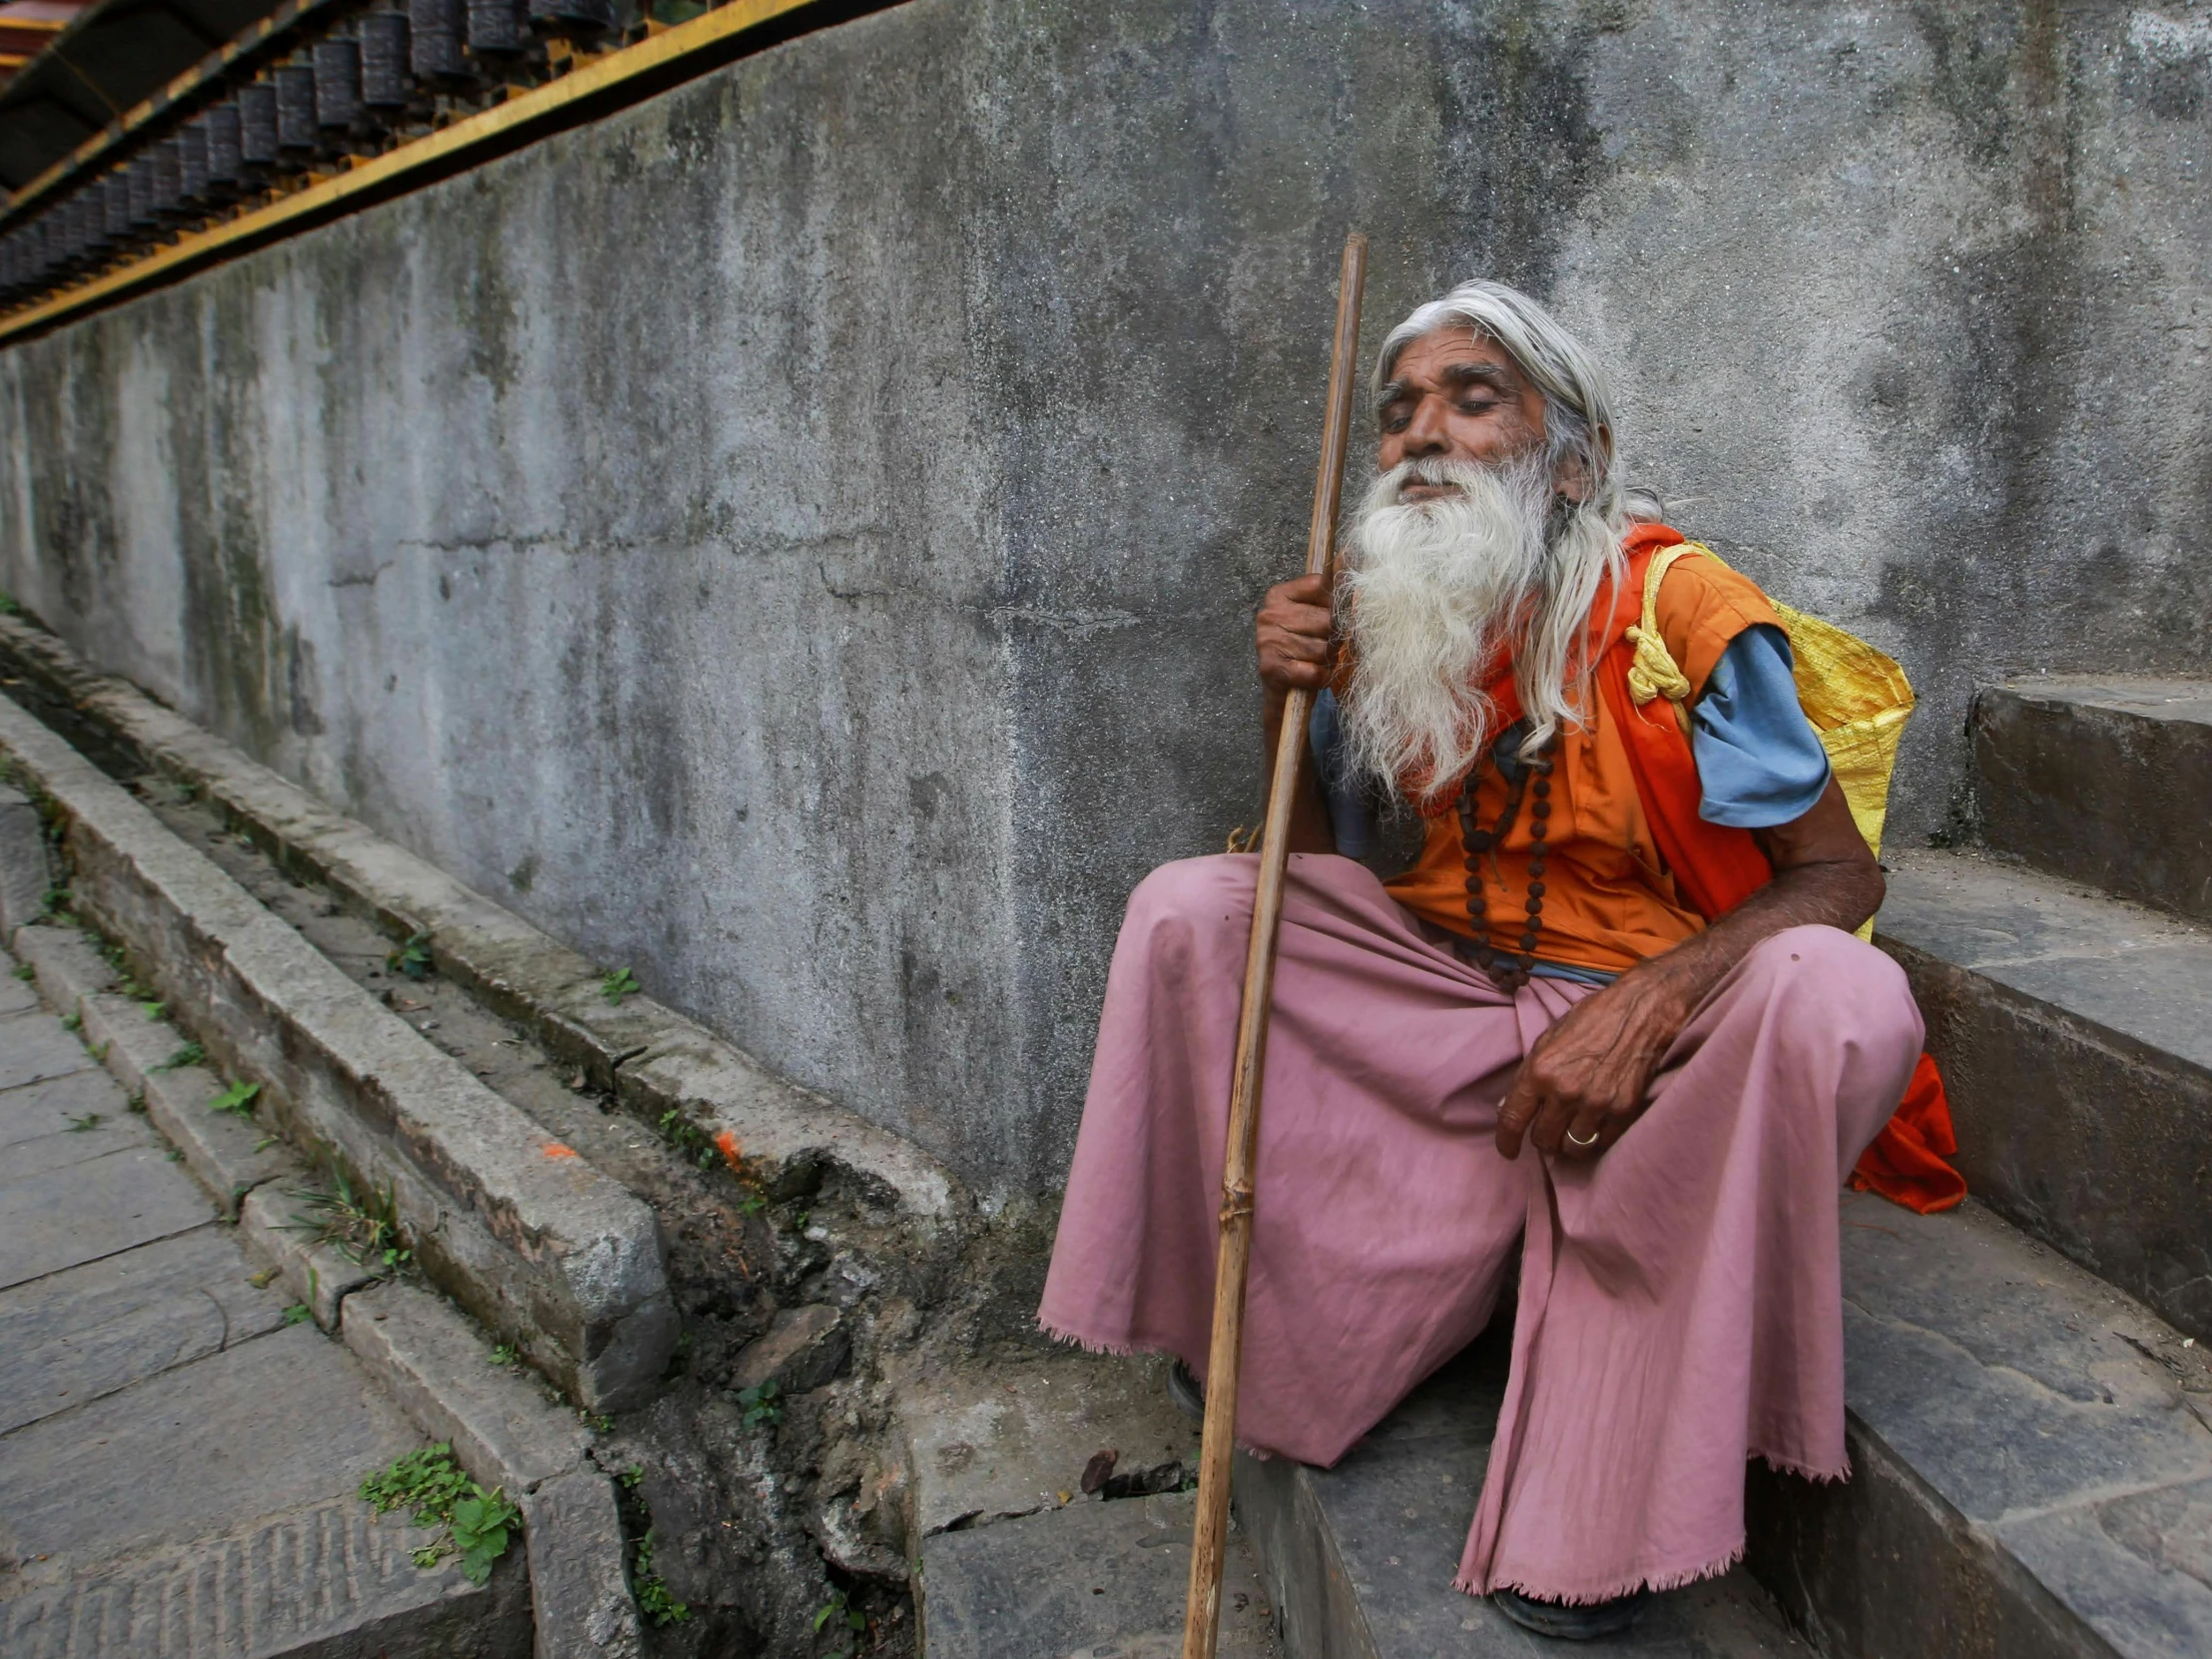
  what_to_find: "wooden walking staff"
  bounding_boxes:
[1181,229,1367,1659]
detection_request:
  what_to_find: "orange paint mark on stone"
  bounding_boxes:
[715,1129,743,1170]
[542,1142,579,1160]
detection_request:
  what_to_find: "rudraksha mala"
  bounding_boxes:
[1455,731,1557,990]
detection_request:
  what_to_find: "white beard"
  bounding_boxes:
[1337,452,1622,809]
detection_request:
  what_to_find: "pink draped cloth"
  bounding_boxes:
[1038,852,1922,1604]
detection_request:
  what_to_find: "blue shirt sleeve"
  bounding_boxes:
[1308,688,1378,858]
[1690,624,1832,829]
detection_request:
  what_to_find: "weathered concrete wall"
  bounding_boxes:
[4,0,2210,1196]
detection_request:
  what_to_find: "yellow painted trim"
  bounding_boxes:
[0,0,823,343]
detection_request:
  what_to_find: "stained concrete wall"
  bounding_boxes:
[4,0,2210,1196]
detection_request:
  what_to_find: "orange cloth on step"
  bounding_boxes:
[1848,1054,1964,1214]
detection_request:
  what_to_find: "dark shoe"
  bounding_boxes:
[1491,1586,1652,1640]
[1167,1358,1206,1422]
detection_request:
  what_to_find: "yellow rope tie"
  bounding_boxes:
[1623,543,1710,733]
[1624,623,1692,707]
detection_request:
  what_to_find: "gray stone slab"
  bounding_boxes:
[1972,679,2212,924]
[78,988,208,1098]
[1997,1479,2212,1659]
[1837,1196,2212,1524]
[1236,1336,1810,1659]
[920,1490,1281,1659]
[340,1279,591,1497]
[1879,849,2212,1072]
[0,1065,126,1149]
[0,1492,533,1659]
[0,1142,215,1290]
[895,1350,1200,1537]
[0,1320,424,1566]
[520,1468,645,1659]
[0,969,37,1017]
[0,1108,153,1181]
[0,1006,96,1092]
[0,1224,287,1433]
[1751,1198,2212,1659]
[1878,848,2212,1341]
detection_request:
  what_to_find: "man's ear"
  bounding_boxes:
[1551,422,1611,505]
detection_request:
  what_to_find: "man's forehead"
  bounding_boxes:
[1382,326,1527,393]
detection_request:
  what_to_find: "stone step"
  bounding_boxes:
[1970,678,2212,922]
[1230,1198,2212,1659]
[890,1348,1280,1658]
[0,690,680,1410]
[1876,845,2212,1341]
[1234,1333,1814,1658]
[1750,1195,2212,1659]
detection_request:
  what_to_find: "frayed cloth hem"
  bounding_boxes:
[1456,1538,1746,1605]
[1758,1448,1850,1484]
[1035,1316,1146,1358]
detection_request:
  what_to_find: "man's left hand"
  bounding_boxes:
[1493,970,1691,1161]
[1491,777,1884,1164]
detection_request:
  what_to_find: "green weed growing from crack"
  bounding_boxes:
[11,962,33,982]
[64,1111,101,1132]
[286,1167,411,1273]
[736,1380,783,1429]
[631,1529,690,1626]
[209,1081,261,1118]
[358,1443,520,1585]
[655,1107,721,1173]
[600,966,640,1005]
[386,932,433,981]
[814,1589,869,1657]
[150,1040,204,1073]
[282,1304,312,1327]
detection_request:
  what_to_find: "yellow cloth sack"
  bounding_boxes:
[1628,543,1915,938]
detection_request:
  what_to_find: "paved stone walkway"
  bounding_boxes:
[0,942,515,1657]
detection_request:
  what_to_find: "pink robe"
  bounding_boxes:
[1037,852,1921,1603]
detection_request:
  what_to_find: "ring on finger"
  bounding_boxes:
[1565,1128,1599,1149]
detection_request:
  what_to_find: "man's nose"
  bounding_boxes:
[1400,393,1452,456]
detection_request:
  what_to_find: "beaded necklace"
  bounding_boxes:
[1454,728,1557,990]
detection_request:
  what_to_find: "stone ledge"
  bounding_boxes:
[1878,846,2212,1341]
[1748,1197,2212,1659]
[1971,678,2212,924]
[340,1279,594,1499]
[0,690,678,1409]
[0,613,958,1223]
[521,1467,645,1659]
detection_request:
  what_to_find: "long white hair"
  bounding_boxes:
[1338,281,1653,809]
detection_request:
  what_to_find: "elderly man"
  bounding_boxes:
[1038,280,1924,1640]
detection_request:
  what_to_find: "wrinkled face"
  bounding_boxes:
[1375,327,1550,503]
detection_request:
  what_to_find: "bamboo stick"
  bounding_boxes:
[1181,229,1367,1659]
